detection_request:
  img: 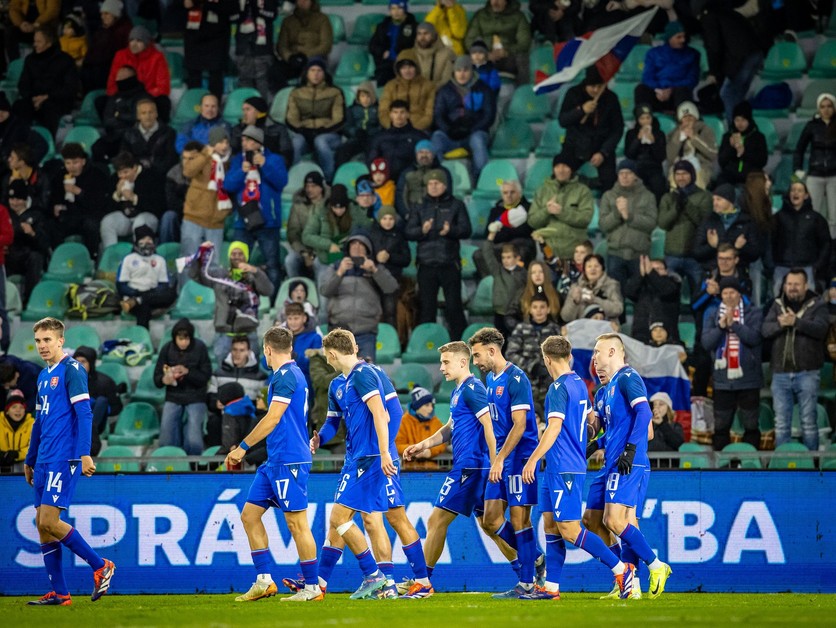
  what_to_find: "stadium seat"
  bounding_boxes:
[223,87,262,125]
[610,82,636,120]
[170,280,216,320]
[490,119,535,158]
[402,323,451,363]
[375,322,401,364]
[348,13,385,45]
[97,446,141,472]
[754,116,780,152]
[530,45,555,83]
[441,159,472,197]
[809,40,836,78]
[678,442,710,469]
[757,401,775,433]
[64,325,102,352]
[593,239,607,257]
[535,119,566,158]
[819,363,836,403]
[459,243,478,280]
[334,50,375,88]
[472,159,519,202]
[97,242,133,281]
[132,365,163,405]
[657,115,677,136]
[321,0,354,6]
[506,84,551,122]
[0,58,23,96]
[587,201,600,236]
[173,88,208,128]
[102,325,155,364]
[461,322,491,342]
[97,362,131,399]
[43,242,94,283]
[21,280,68,321]
[153,241,182,277]
[784,119,807,154]
[523,158,552,197]
[7,331,41,363]
[435,402,451,424]
[269,86,293,124]
[31,125,56,163]
[403,241,418,277]
[75,89,106,126]
[332,161,370,195]
[5,279,22,315]
[701,115,725,144]
[107,402,160,446]
[275,276,319,311]
[771,154,794,195]
[650,227,666,259]
[466,196,493,237]
[718,442,762,469]
[796,80,836,118]
[392,363,434,404]
[760,41,807,80]
[691,42,709,76]
[164,51,185,89]
[768,442,815,469]
[677,321,696,351]
[616,44,651,82]
[328,14,346,42]
[468,276,494,316]
[147,446,191,472]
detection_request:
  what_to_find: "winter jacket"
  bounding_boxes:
[7,205,50,263]
[302,204,372,263]
[560,273,624,322]
[647,420,685,454]
[772,197,831,271]
[701,302,763,391]
[286,67,345,135]
[4,165,50,210]
[343,88,381,141]
[413,39,456,86]
[0,203,12,266]
[641,42,700,90]
[230,119,294,168]
[101,77,149,141]
[665,122,717,188]
[183,0,233,72]
[232,0,279,57]
[8,0,59,26]
[319,262,399,334]
[82,15,132,87]
[405,190,471,266]
[692,268,752,320]
[0,356,40,414]
[379,50,437,131]
[433,76,496,138]
[474,61,501,93]
[527,175,595,260]
[395,159,450,219]
[486,196,532,242]
[623,270,682,344]
[369,13,418,74]
[599,180,658,260]
[425,1,468,55]
[176,116,233,154]
[368,122,429,182]
[209,349,267,401]
[49,162,111,224]
[763,291,830,374]
[0,411,34,464]
[80,357,123,419]
[693,210,763,268]
[718,127,768,186]
[18,43,78,114]
[109,166,167,219]
[116,250,170,294]
[60,34,87,64]
[107,44,171,97]
[120,123,179,177]
[153,319,212,406]
[624,120,667,177]
[276,0,332,61]
[793,117,836,177]
[558,84,623,163]
[182,149,229,230]
[657,186,714,257]
[464,0,531,55]
[396,412,447,469]
[479,239,526,315]
[505,319,562,394]
[225,148,288,230]
[287,188,329,253]
[701,6,764,85]
[369,222,411,279]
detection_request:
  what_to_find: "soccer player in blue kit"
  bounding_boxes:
[24,317,115,606]
[468,328,544,598]
[226,327,321,602]
[520,335,635,600]
[584,333,672,598]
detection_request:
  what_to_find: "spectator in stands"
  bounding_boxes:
[107,26,171,122]
[794,93,836,237]
[60,12,88,69]
[474,179,533,275]
[666,101,717,190]
[741,170,775,305]
[49,142,110,257]
[320,232,399,359]
[560,253,623,323]
[369,157,396,206]
[623,104,667,202]
[154,318,212,455]
[558,66,623,191]
[369,205,410,325]
[0,94,41,176]
[72,346,123,457]
[370,0,419,85]
[5,180,46,302]
[369,100,429,183]
[176,93,231,153]
[224,125,287,290]
[14,27,78,136]
[302,183,371,273]
[276,0,333,73]
[410,22,455,87]
[397,387,447,470]
[231,0,279,99]
[4,142,49,209]
[763,268,829,451]
[334,82,381,171]
[163,159,186,243]
[598,159,658,291]
[80,0,132,93]
[116,224,176,328]
[431,55,496,177]
[209,335,267,402]
[468,39,500,95]
[308,348,342,449]
[286,170,328,279]
[212,381,257,457]
[275,279,319,327]
[623,256,681,345]
[634,21,699,114]
[527,154,595,262]
[0,356,39,413]
[281,301,323,390]
[286,59,344,181]
[464,0,532,85]
[182,0,233,99]
[5,0,59,62]
[701,276,763,451]
[694,183,763,273]
[530,0,580,45]
[717,102,768,187]
[380,51,436,133]
[229,96,293,169]
[94,65,151,163]
[692,243,753,328]
[405,169,471,339]
[657,160,714,293]
[553,240,592,302]
[120,98,179,178]
[100,151,166,248]
[395,139,449,220]
[425,0,467,54]
[647,321,686,355]
[0,388,33,472]
[478,239,526,338]
[647,391,685,463]
[507,260,562,329]
[180,140,230,257]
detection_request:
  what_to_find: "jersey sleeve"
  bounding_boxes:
[67,362,93,457]
[66,362,91,405]
[507,370,532,413]
[354,366,383,403]
[270,369,296,405]
[463,382,490,419]
[546,382,569,422]
[620,371,652,448]
[318,379,344,446]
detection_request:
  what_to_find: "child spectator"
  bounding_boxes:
[554,240,593,302]
[276,279,319,327]
[355,176,382,221]
[281,302,323,390]
[468,39,500,93]
[216,381,256,461]
[648,391,685,466]
[335,82,381,169]
[117,225,177,329]
[624,104,668,202]
[479,239,526,339]
[0,389,34,472]
[370,157,396,206]
[396,387,446,470]
[60,12,88,68]
[369,205,411,325]
[507,260,562,329]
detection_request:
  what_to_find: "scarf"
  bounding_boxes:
[715,301,743,379]
[208,154,232,210]
[241,163,262,204]
[198,243,260,317]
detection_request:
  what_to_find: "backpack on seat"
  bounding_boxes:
[66,281,120,320]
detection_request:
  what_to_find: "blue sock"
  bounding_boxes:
[495,521,518,550]
[619,524,657,565]
[510,558,522,578]
[378,561,394,582]
[41,541,68,596]
[355,548,378,577]
[403,539,428,579]
[621,544,639,567]
[609,542,621,560]
[515,527,536,584]
[574,528,620,570]
[318,545,343,585]
[251,548,272,577]
[545,534,566,586]
[300,558,318,586]
[426,565,434,578]
[60,528,105,571]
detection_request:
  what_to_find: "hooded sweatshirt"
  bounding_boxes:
[153,318,212,405]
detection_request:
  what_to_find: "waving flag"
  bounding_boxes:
[534,8,658,95]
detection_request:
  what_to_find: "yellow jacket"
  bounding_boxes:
[425,2,469,55]
[60,34,88,63]
[9,0,60,27]
[396,412,447,470]
[0,412,35,463]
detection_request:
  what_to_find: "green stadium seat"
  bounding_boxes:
[524,159,552,197]
[5,279,22,315]
[784,119,807,154]
[466,196,493,239]
[275,276,319,311]
[461,322,491,342]
[610,82,636,120]
[147,446,191,472]
[165,51,185,88]
[170,280,216,319]
[828,9,836,36]
[459,243,478,280]
[173,88,208,128]
[283,161,322,202]
[332,161,370,195]
[771,154,794,195]
[702,115,725,143]
[437,378,455,398]
[760,41,807,80]
[472,159,519,201]
[790,403,830,440]
[31,125,55,163]
[535,119,566,158]
[616,44,650,82]
[392,363,434,404]
[270,86,293,124]
[223,87,262,125]
[433,402,451,424]
[334,50,375,88]
[97,242,133,281]
[468,276,494,316]
[506,84,551,122]
[797,80,836,118]
[375,322,401,364]
[203,445,221,456]
[43,242,94,283]
[754,116,780,152]
[768,442,815,469]
[402,323,451,363]
[441,159,472,197]
[328,14,346,42]
[650,227,666,259]
[107,402,159,446]
[96,362,131,399]
[97,446,141,472]
[657,115,677,136]
[490,120,534,158]
[678,442,710,469]
[588,201,600,236]
[758,401,775,432]
[64,325,102,352]
[21,280,67,321]
[718,442,762,469]
[0,59,23,95]
[691,42,709,76]
[7,331,41,363]
[349,13,385,45]
[321,0,354,5]
[593,239,607,257]
[530,45,555,83]
[75,89,106,126]
[678,320,696,351]
[820,362,836,402]
[132,364,163,406]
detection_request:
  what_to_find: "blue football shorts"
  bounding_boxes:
[434,467,489,517]
[585,463,648,510]
[33,460,81,510]
[484,456,538,507]
[247,462,311,512]
[334,455,387,513]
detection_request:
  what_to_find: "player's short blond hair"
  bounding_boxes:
[263,326,293,352]
[595,332,626,357]
[33,317,64,336]
[438,341,471,359]
[322,328,357,355]
[541,335,572,360]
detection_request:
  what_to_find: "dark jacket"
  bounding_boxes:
[700,4,764,85]
[647,420,685,454]
[7,205,50,261]
[693,210,763,269]
[395,158,450,220]
[405,189,471,266]
[558,83,623,163]
[762,291,830,373]
[110,166,167,219]
[102,76,150,142]
[209,349,267,402]
[641,42,700,90]
[18,43,79,114]
[0,356,41,414]
[49,162,111,241]
[624,119,667,176]
[368,122,429,182]
[793,116,836,177]
[369,222,411,279]
[82,14,132,89]
[225,148,288,230]
[153,318,212,405]
[772,197,831,271]
[623,270,682,344]
[72,346,123,417]
[718,127,768,186]
[486,195,532,242]
[369,13,419,76]
[120,123,179,177]
[692,268,752,322]
[232,0,279,57]
[702,301,763,390]
[432,77,496,138]
[479,239,526,316]
[657,185,714,257]
[183,0,233,72]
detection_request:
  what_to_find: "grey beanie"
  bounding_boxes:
[101,0,123,18]
[129,25,152,45]
[454,55,472,72]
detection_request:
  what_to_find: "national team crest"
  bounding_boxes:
[50,377,59,389]
[336,387,344,400]
[495,386,504,398]
[451,393,460,407]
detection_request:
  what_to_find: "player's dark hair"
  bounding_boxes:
[230,335,250,349]
[264,326,293,352]
[541,335,572,360]
[284,302,306,317]
[438,341,471,358]
[322,328,356,356]
[468,327,504,349]
[33,317,65,336]
[60,142,87,161]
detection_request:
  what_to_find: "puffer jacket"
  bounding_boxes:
[793,116,836,177]
[693,210,764,268]
[343,81,381,140]
[404,189,471,266]
[505,319,562,393]
[701,302,763,391]
[369,12,418,71]
[464,0,531,55]
[209,349,267,401]
[176,116,233,154]
[657,185,714,257]
[18,43,78,113]
[368,122,429,182]
[558,83,623,163]
[153,319,213,405]
[425,1,468,55]
[623,270,682,344]
[276,0,332,60]
[302,203,372,263]
[369,222,411,279]
[718,126,768,186]
[773,197,832,270]
[560,273,624,322]
[287,187,329,253]
[379,50,437,131]
[598,180,658,260]
[107,44,170,97]
[414,38,456,86]
[224,147,288,229]
[319,261,399,334]
[8,0,59,26]
[433,75,496,137]
[395,159,450,219]
[762,291,830,374]
[0,411,34,463]
[641,42,700,90]
[286,62,344,133]
[527,175,595,259]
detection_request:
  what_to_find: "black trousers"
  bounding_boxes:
[132,284,178,328]
[712,387,760,451]
[417,263,466,341]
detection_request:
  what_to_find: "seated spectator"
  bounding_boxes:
[154,318,212,455]
[411,22,455,86]
[530,0,580,44]
[0,356,40,414]
[527,154,595,261]
[370,157,396,207]
[369,205,410,325]
[598,159,658,291]
[623,256,681,345]
[214,381,257,458]
[334,82,381,171]
[182,0,233,98]
[557,66,623,191]
[120,98,179,178]
[5,0,59,62]
[100,151,166,248]
[464,0,532,85]
[693,183,763,273]
[4,142,50,208]
[0,388,34,473]
[94,65,151,163]
[717,102,768,187]
[380,52,437,133]
[507,260,562,329]
[286,59,345,181]
[794,92,836,237]
[657,160,714,293]
[666,101,717,190]
[369,100,429,184]
[287,170,329,279]
[107,26,171,122]
[14,27,78,136]
[176,93,232,154]
[275,279,319,327]
[180,140,230,257]
[80,0,132,93]
[72,346,124,457]
[231,0,278,98]
[209,335,267,403]
[425,0,468,55]
[396,387,447,470]
[281,302,323,390]
[230,95,293,169]
[0,94,46,176]
[647,391,685,465]
[474,179,533,275]
[369,0,418,85]
[554,240,592,302]
[302,184,371,273]
[701,276,763,451]
[634,21,699,114]
[468,39,500,94]
[395,139,450,220]
[60,11,88,68]
[319,233,399,360]
[431,56,496,177]
[623,104,667,202]
[5,180,47,302]
[560,253,623,323]
[479,239,526,337]
[117,225,176,328]
[275,0,332,91]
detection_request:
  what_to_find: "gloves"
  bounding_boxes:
[586,439,600,459]
[617,443,637,475]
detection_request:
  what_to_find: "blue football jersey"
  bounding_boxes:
[486,362,538,460]
[544,372,590,474]
[266,360,312,465]
[343,362,386,458]
[449,375,491,470]
[27,355,93,465]
[367,362,402,459]
[602,366,651,469]
[325,374,351,460]
[593,384,608,449]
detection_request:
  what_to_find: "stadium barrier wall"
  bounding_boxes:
[1,471,833,594]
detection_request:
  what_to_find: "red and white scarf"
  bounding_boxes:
[208,154,232,210]
[715,301,744,380]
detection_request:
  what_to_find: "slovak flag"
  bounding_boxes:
[534,8,658,95]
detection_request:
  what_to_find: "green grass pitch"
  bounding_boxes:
[2,593,834,627]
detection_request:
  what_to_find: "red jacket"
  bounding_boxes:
[107,45,171,97]
[0,204,13,266]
